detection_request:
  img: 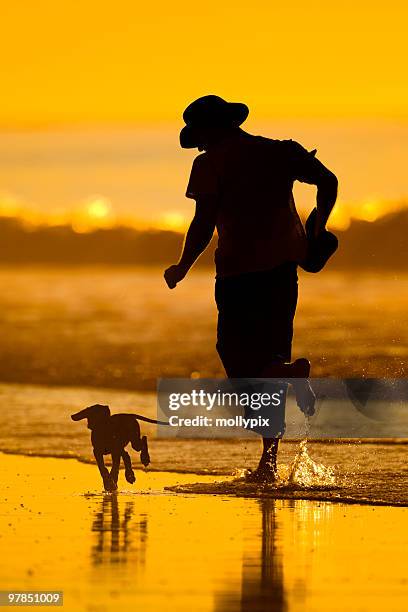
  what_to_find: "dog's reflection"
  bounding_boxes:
[91,494,148,566]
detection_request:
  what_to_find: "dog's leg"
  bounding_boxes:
[122,450,136,484]
[130,434,141,452]
[94,450,116,492]
[110,450,121,489]
[140,436,150,467]
[129,420,149,468]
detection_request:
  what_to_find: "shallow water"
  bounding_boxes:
[1,454,407,612]
[1,382,408,506]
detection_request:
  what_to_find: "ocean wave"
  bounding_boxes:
[165,481,407,507]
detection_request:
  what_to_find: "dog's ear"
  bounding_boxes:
[71,404,110,421]
[92,404,111,418]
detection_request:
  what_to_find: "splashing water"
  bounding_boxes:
[169,440,337,498]
[234,427,336,491]
[283,439,336,489]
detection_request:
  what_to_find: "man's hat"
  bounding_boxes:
[300,208,338,273]
[180,95,249,148]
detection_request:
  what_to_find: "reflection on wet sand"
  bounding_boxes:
[214,500,287,612]
[90,494,148,567]
[88,492,293,612]
[1,456,407,612]
[84,491,406,612]
[246,500,287,612]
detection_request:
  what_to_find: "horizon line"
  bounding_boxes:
[1,205,407,236]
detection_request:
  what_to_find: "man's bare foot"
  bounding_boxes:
[276,358,315,416]
[260,357,315,414]
[293,379,316,416]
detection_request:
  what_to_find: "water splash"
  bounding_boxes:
[282,439,336,489]
[232,433,336,491]
[231,467,249,479]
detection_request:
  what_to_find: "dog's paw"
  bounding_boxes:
[103,475,117,492]
[141,451,150,467]
[125,468,136,484]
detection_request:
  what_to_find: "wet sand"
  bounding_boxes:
[1,453,407,612]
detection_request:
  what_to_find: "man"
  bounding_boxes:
[164,95,338,481]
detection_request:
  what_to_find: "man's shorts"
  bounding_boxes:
[215,262,298,438]
[215,262,298,378]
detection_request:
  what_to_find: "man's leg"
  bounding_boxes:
[246,438,280,483]
[215,268,293,483]
[261,438,280,474]
[245,378,287,483]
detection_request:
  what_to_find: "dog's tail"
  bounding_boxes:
[132,414,169,426]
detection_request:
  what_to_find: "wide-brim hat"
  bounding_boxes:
[299,208,338,273]
[180,95,249,148]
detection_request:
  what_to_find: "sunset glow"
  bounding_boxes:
[0,2,407,228]
[159,211,188,231]
[71,196,116,232]
[0,194,405,233]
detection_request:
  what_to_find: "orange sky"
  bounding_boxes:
[0,2,407,230]
[1,1,407,125]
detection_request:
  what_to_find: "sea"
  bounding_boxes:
[0,265,407,506]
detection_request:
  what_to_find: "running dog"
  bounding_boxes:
[71,404,167,491]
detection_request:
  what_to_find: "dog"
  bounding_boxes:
[71,404,168,491]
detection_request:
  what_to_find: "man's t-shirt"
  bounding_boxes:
[186,130,319,277]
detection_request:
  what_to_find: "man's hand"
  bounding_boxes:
[164,197,217,290]
[164,264,188,289]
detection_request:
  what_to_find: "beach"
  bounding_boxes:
[0,266,407,609]
[1,452,407,612]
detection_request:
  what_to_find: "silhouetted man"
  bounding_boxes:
[164,95,338,481]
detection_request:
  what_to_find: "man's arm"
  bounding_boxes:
[314,165,338,236]
[164,196,217,289]
[291,142,338,236]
